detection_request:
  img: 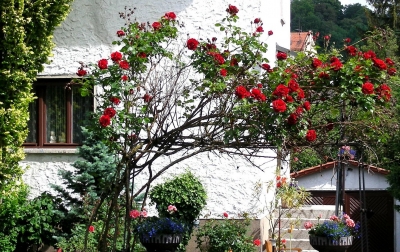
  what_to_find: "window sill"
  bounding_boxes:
[23,148,78,154]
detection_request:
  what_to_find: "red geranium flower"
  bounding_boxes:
[306,129,317,142]
[99,115,111,127]
[104,107,116,118]
[116,30,125,37]
[187,38,199,50]
[272,99,287,113]
[164,12,176,20]
[110,51,122,62]
[235,85,251,99]
[152,22,162,30]
[119,60,130,70]
[268,30,273,36]
[362,82,374,94]
[98,59,108,70]
[226,4,239,15]
[277,52,287,60]
[220,68,227,76]
[76,69,87,77]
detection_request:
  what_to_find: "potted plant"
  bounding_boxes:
[135,206,187,252]
[304,213,360,252]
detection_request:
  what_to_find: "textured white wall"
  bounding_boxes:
[24,0,291,221]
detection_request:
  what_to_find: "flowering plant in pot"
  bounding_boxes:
[304,213,360,251]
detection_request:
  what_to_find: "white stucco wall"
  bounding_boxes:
[23,0,292,221]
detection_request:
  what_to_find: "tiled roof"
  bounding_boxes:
[290,160,389,178]
[290,32,310,51]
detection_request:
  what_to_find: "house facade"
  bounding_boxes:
[20,0,291,249]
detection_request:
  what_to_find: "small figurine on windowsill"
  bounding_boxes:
[59,132,66,143]
[50,131,56,143]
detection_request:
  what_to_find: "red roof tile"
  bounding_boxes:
[290,32,310,51]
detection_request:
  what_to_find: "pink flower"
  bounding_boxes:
[88,225,95,232]
[343,214,350,220]
[223,212,229,218]
[253,239,261,246]
[329,215,339,222]
[268,30,273,36]
[141,211,148,217]
[129,210,140,219]
[98,59,108,69]
[346,218,355,228]
[167,205,177,213]
[304,221,313,229]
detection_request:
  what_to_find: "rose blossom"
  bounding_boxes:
[363,50,376,59]
[345,45,357,56]
[121,75,128,81]
[372,58,387,70]
[253,239,261,246]
[304,221,313,229]
[287,113,298,125]
[98,59,108,69]
[109,97,121,105]
[306,129,317,142]
[268,30,273,36]
[312,58,323,68]
[254,18,261,24]
[330,57,343,71]
[220,68,227,76]
[104,107,116,118]
[296,88,305,100]
[138,52,147,58]
[344,38,351,43]
[213,53,225,65]
[230,57,239,66]
[110,51,122,62]
[226,4,239,15]
[76,69,87,77]
[277,52,287,60]
[257,83,263,88]
[272,84,289,98]
[272,99,287,113]
[187,38,199,50]
[152,22,161,30]
[167,205,177,213]
[261,63,271,71]
[385,57,395,66]
[88,225,95,232]
[288,79,299,92]
[235,85,251,99]
[319,72,330,79]
[223,212,229,218]
[251,88,266,101]
[376,84,391,101]
[362,82,374,94]
[129,210,140,219]
[388,68,396,76]
[143,93,152,103]
[256,26,264,33]
[296,106,304,115]
[99,115,111,127]
[303,101,311,111]
[116,30,125,37]
[164,12,176,20]
[285,95,294,103]
[119,60,130,70]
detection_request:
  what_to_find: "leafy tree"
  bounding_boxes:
[0,0,74,190]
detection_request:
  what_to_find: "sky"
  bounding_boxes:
[339,0,370,6]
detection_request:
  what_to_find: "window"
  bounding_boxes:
[24,78,93,147]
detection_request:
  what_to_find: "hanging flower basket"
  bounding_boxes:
[309,235,353,252]
[139,234,182,252]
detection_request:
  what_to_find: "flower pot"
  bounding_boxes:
[139,234,182,252]
[309,235,353,252]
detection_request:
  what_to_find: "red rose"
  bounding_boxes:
[143,93,152,103]
[306,129,317,142]
[287,113,298,125]
[257,83,263,88]
[318,72,330,79]
[272,84,289,98]
[164,12,176,20]
[104,107,116,118]
[230,58,239,66]
[109,97,121,105]
[354,65,362,72]
[235,85,251,99]
[268,30,273,36]
[121,75,128,81]
[363,50,376,59]
[285,95,294,103]
[324,35,330,40]
[226,4,239,15]
[375,84,391,101]
[119,60,130,70]
[254,18,261,24]
[223,212,229,218]
[296,88,305,100]
[288,79,299,92]
[388,68,396,76]
[344,38,351,43]
[312,58,322,68]
[272,99,287,113]
[116,30,125,37]
[187,38,199,50]
[256,26,264,33]
[88,225,95,233]
[277,52,287,60]
[303,101,311,111]
[330,59,343,71]
[261,63,270,71]
[138,52,147,58]
[372,58,387,70]
[212,37,217,42]
[213,53,225,65]
[110,51,122,62]
[253,239,261,246]
[220,68,227,76]
[98,59,108,69]
[296,106,304,115]
[99,115,110,127]
[152,22,162,30]
[76,69,87,77]
[385,58,395,66]
[345,46,357,56]
[130,210,140,219]
[362,82,374,94]
[251,88,266,101]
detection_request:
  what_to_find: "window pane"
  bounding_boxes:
[72,87,92,143]
[26,88,38,143]
[46,86,66,143]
